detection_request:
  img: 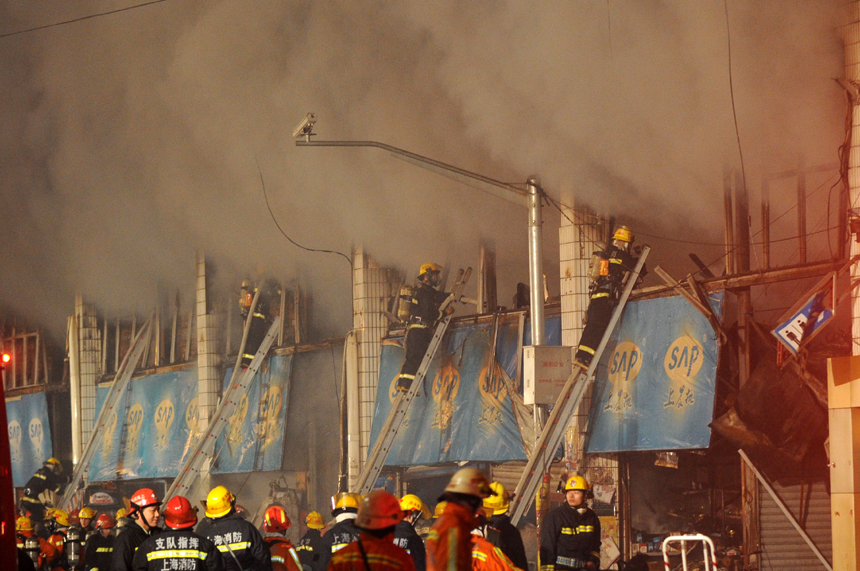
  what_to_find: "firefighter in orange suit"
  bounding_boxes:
[471,534,521,571]
[426,468,495,571]
[539,475,601,571]
[396,263,452,392]
[17,516,57,568]
[327,490,415,571]
[262,506,302,571]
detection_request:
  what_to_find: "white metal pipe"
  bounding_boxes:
[527,176,546,346]
[345,330,360,491]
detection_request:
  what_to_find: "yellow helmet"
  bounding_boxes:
[50,509,70,527]
[115,508,128,519]
[400,494,430,519]
[432,501,448,519]
[331,492,361,514]
[205,485,235,518]
[482,482,510,515]
[563,474,590,492]
[79,506,97,520]
[612,225,633,243]
[444,468,494,498]
[16,516,33,532]
[418,262,442,279]
[305,511,325,530]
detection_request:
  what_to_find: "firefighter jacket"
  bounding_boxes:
[408,284,450,328]
[131,528,224,571]
[263,535,302,571]
[112,522,161,571]
[83,532,114,571]
[327,531,416,571]
[487,515,527,571]
[426,501,478,571]
[46,529,68,569]
[539,504,601,571]
[197,513,273,571]
[295,528,322,570]
[394,520,426,571]
[470,535,519,571]
[23,466,65,501]
[590,245,639,301]
[315,516,360,571]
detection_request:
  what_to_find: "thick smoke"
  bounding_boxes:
[0,1,845,341]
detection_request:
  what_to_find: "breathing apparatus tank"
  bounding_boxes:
[397,284,414,323]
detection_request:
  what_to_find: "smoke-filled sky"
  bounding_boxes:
[0,0,847,342]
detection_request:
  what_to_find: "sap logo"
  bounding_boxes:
[29,418,43,448]
[608,342,643,384]
[154,399,175,451]
[664,336,704,383]
[185,398,199,431]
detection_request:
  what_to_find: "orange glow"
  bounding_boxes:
[1,354,10,363]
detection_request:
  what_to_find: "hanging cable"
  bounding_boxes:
[0,0,170,39]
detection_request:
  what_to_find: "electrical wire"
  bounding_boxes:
[256,159,352,268]
[0,0,170,39]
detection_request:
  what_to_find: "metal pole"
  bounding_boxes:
[527,176,545,346]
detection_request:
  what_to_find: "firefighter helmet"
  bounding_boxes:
[305,511,324,530]
[444,468,495,498]
[79,506,97,520]
[563,474,590,492]
[163,496,198,530]
[400,494,430,519]
[205,486,235,518]
[612,226,633,243]
[49,509,70,527]
[129,488,161,514]
[115,508,128,519]
[16,516,33,532]
[95,514,116,529]
[355,490,404,531]
[44,458,62,473]
[418,262,443,279]
[432,502,447,519]
[331,492,361,514]
[264,506,291,533]
[483,482,510,515]
[69,508,80,525]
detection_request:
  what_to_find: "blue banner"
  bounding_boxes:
[586,292,724,452]
[213,355,292,473]
[6,391,54,487]
[369,323,528,465]
[90,368,198,481]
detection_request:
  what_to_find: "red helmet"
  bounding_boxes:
[129,488,161,514]
[264,506,291,533]
[163,496,198,530]
[69,508,81,525]
[95,514,116,529]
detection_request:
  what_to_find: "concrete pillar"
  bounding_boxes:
[845,1,860,354]
[351,248,393,478]
[75,295,101,448]
[828,355,860,570]
[195,251,220,490]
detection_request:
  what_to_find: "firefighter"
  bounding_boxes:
[20,458,67,522]
[111,488,162,571]
[132,495,223,571]
[539,475,601,571]
[44,508,70,570]
[327,490,415,571]
[471,532,520,571]
[427,468,495,571]
[482,483,527,570]
[296,511,324,570]
[395,263,452,392]
[262,506,302,571]
[314,492,361,571]
[574,225,645,368]
[196,485,272,571]
[76,507,97,536]
[17,515,58,568]
[395,495,428,571]
[115,508,133,532]
[83,514,116,571]
[239,278,280,367]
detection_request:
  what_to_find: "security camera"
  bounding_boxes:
[292,113,317,139]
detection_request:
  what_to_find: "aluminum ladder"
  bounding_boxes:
[354,268,471,494]
[509,247,649,525]
[60,316,154,511]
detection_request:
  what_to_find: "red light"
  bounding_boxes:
[1,354,9,363]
